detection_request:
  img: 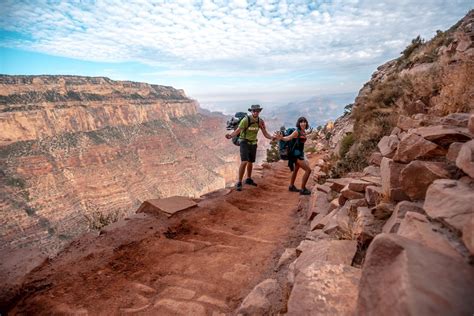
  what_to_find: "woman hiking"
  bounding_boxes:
[276,116,312,195]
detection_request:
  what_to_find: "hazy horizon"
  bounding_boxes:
[1,1,472,113]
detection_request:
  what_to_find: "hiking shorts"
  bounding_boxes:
[240,140,257,163]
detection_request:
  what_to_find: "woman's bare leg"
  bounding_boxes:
[296,159,312,189]
[290,163,299,187]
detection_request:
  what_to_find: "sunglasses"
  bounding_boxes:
[251,109,262,112]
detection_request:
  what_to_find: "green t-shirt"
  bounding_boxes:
[239,116,262,145]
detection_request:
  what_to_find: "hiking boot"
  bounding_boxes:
[236,182,243,191]
[245,178,257,186]
[300,188,311,195]
[288,185,300,192]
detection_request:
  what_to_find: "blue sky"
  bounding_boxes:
[0,0,472,113]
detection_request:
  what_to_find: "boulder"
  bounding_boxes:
[310,208,338,231]
[352,207,384,242]
[456,140,474,178]
[412,125,472,147]
[356,234,474,316]
[365,186,383,206]
[397,212,462,259]
[362,165,381,177]
[328,198,339,212]
[446,142,464,162]
[237,279,279,315]
[371,202,394,220]
[377,135,399,158]
[276,248,296,270]
[424,179,474,233]
[360,176,382,187]
[400,161,451,201]
[397,115,421,131]
[305,230,332,242]
[380,158,408,201]
[469,114,474,134]
[368,152,382,166]
[462,218,474,255]
[390,126,402,136]
[338,194,347,208]
[382,201,425,234]
[346,199,368,219]
[326,178,352,193]
[315,184,331,194]
[294,239,358,272]
[308,191,330,221]
[323,205,352,239]
[341,185,365,200]
[439,112,471,127]
[348,180,372,192]
[393,133,445,163]
[287,262,361,316]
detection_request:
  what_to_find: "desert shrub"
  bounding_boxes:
[401,35,424,60]
[85,210,120,230]
[339,133,354,158]
[5,176,26,188]
[304,146,317,154]
[266,140,280,162]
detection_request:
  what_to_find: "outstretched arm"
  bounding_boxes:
[261,126,274,140]
[277,130,298,141]
[225,127,241,139]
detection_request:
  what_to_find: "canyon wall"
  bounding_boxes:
[0,75,237,256]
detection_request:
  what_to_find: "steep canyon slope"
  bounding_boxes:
[0,75,237,259]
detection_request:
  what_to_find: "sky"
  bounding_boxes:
[0,0,472,114]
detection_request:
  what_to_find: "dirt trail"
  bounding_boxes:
[5,158,317,315]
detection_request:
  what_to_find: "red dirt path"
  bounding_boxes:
[5,159,316,315]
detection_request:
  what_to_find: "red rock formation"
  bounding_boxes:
[0,75,237,257]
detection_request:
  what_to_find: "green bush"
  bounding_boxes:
[266,140,280,162]
[339,133,354,158]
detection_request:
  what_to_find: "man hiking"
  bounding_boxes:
[225,104,275,191]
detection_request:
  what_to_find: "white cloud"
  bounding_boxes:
[0,0,472,104]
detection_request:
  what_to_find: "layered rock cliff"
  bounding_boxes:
[0,75,237,257]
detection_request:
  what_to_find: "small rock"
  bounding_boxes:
[348,180,372,192]
[446,142,464,162]
[276,248,296,270]
[326,178,352,193]
[377,135,399,158]
[323,205,352,239]
[382,201,425,234]
[352,207,384,242]
[456,140,474,178]
[381,157,409,202]
[424,179,474,233]
[368,152,383,166]
[371,202,394,220]
[362,165,381,177]
[236,279,279,315]
[468,114,474,134]
[390,126,402,136]
[365,186,383,206]
[400,161,451,201]
[341,185,365,199]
